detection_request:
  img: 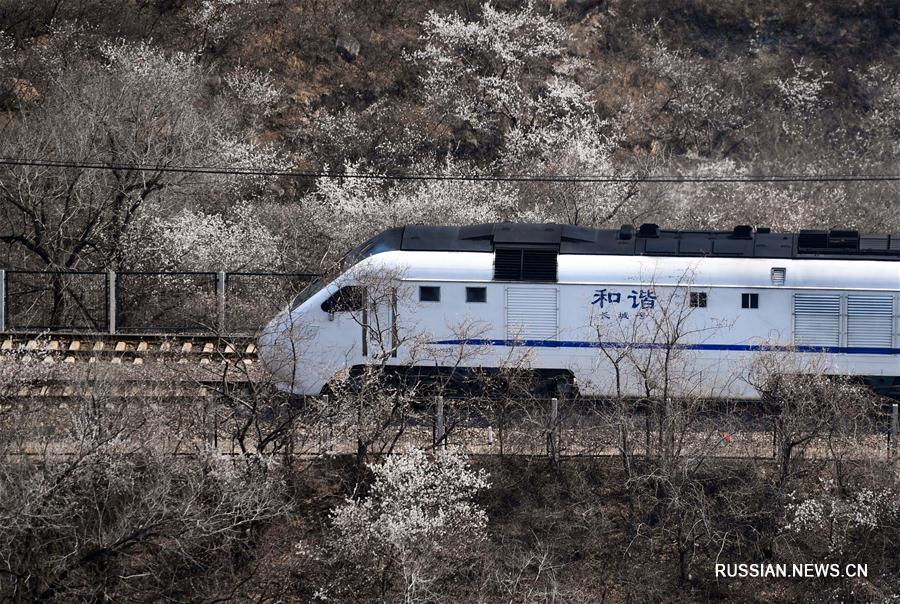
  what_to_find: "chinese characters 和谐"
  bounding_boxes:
[591,288,657,310]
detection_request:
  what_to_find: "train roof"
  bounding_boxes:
[355,223,900,262]
[359,251,900,291]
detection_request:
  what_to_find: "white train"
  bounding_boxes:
[258,223,900,399]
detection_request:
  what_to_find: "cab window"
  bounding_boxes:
[419,286,441,302]
[321,286,365,313]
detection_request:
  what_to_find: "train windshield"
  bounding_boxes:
[341,227,404,270]
[289,276,325,310]
[288,228,403,311]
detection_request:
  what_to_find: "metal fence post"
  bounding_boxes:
[548,397,559,464]
[891,403,898,461]
[0,269,5,333]
[216,271,226,334]
[204,396,213,450]
[645,412,651,458]
[327,395,334,453]
[320,394,331,454]
[435,396,445,450]
[107,270,116,335]
[772,416,778,459]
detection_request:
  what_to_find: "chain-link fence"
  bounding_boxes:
[224,273,314,334]
[4,271,108,331]
[116,272,218,333]
[290,396,898,462]
[0,270,318,335]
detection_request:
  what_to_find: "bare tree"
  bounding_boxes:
[749,351,882,489]
[0,40,285,323]
[580,275,750,587]
[0,363,292,602]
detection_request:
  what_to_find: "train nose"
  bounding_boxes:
[257,311,298,385]
[257,309,323,395]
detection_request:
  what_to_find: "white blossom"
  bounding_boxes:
[308,101,423,167]
[649,158,870,231]
[772,59,830,136]
[855,62,900,155]
[225,65,281,115]
[642,42,747,141]
[189,0,273,43]
[783,484,897,553]
[99,39,202,90]
[216,136,292,194]
[411,2,571,131]
[134,203,279,271]
[28,21,93,77]
[331,449,490,600]
[305,159,516,258]
[774,59,830,115]
[0,30,13,69]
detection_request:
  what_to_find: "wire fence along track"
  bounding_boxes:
[2,359,898,460]
[1,402,893,461]
[0,270,317,335]
[3,414,896,463]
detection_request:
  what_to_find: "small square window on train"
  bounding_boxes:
[466,287,487,303]
[689,292,707,308]
[741,293,759,309]
[419,286,441,302]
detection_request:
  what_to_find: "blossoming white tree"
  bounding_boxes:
[303,158,516,265]
[771,58,831,137]
[225,64,281,118]
[501,78,638,227]
[640,41,751,157]
[126,203,280,271]
[783,484,898,555]
[0,39,286,272]
[412,2,573,138]
[330,448,490,602]
[856,62,900,157]
[189,0,274,46]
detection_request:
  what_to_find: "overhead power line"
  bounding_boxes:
[0,156,899,184]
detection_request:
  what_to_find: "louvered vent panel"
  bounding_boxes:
[771,267,786,285]
[494,248,558,282]
[860,236,889,251]
[494,249,522,280]
[797,231,828,249]
[847,295,893,348]
[521,249,558,282]
[793,294,841,347]
[506,287,558,341]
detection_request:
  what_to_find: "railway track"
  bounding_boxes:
[0,333,266,397]
[1,334,259,363]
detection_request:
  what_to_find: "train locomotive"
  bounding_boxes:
[258,223,900,399]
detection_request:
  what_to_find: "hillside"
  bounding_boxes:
[0,0,897,273]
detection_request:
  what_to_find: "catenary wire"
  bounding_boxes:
[0,156,899,183]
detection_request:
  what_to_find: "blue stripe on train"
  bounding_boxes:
[432,339,900,355]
